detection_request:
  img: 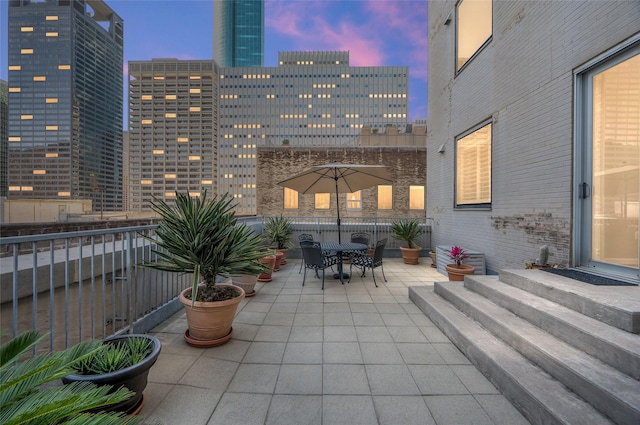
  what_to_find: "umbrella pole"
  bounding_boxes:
[334,175,341,244]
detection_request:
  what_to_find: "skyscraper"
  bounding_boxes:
[7,0,123,211]
[213,0,264,68]
[0,80,8,200]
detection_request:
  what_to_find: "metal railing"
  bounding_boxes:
[0,216,430,352]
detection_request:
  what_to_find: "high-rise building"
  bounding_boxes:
[218,51,408,215]
[128,59,217,212]
[0,80,8,199]
[7,0,123,211]
[213,0,264,68]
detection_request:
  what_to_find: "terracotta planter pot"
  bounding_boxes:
[179,284,245,347]
[445,264,475,281]
[276,248,288,265]
[274,251,284,271]
[62,334,161,415]
[258,255,276,282]
[399,246,421,265]
[231,274,259,297]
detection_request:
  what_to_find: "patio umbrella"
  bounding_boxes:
[277,163,394,243]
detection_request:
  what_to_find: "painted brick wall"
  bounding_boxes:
[427,0,639,272]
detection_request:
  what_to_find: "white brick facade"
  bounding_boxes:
[427,1,639,272]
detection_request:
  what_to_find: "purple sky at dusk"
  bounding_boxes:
[1,0,428,121]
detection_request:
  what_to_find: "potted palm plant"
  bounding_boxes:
[2,330,146,424]
[445,245,475,281]
[62,334,161,415]
[144,191,265,347]
[390,219,422,264]
[264,215,294,265]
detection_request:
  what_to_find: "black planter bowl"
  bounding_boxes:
[63,334,161,415]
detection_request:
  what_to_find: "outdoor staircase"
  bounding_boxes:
[409,269,640,425]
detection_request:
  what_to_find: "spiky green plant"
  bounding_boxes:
[390,219,423,249]
[143,191,266,304]
[264,215,294,249]
[73,337,153,375]
[0,331,144,425]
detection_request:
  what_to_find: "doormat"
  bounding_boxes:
[543,268,638,286]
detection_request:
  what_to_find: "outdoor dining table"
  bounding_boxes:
[321,242,368,284]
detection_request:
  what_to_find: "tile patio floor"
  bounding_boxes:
[140,258,531,425]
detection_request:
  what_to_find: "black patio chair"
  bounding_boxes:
[347,232,371,262]
[301,241,339,290]
[298,234,315,273]
[349,238,387,287]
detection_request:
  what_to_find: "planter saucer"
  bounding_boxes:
[184,327,233,348]
[244,290,256,297]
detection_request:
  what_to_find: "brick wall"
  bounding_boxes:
[257,146,427,219]
[427,1,639,271]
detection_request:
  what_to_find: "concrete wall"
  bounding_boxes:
[2,199,92,223]
[257,146,427,219]
[426,1,639,272]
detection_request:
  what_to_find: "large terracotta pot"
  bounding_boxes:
[63,334,161,415]
[445,264,475,281]
[258,255,276,282]
[179,283,245,347]
[276,248,288,265]
[399,246,421,265]
[231,274,259,297]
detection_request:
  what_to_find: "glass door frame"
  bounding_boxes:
[573,34,639,280]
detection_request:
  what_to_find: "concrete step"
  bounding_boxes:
[409,286,615,425]
[433,281,640,425]
[466,275,640,380]
[499,269,640,334]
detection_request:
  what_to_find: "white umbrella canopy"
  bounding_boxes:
[277,163,394,194]
[277,163,394,243]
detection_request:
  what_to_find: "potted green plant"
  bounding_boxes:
[390,219,422,264]
[63,334,161,415]
[1,330,145,424]
[445,245,475,281]
[264,215,294,265]
[143,191,265,347]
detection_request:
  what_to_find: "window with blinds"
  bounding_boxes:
[456,122,492,207]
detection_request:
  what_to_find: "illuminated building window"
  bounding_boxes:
[140,180,152,185]
[189,191,201,197]
[153,76,164,80]
[410,185,426,210]
[46,15,58,20]
[33,170,46,175]
[9,186,20,191]
[9,137,21,142]
[46,98,58,103]
[33,76,46,81]
[315,193,330,209]
[22,186,33,191]
[21,49,34,54]
[141,95,152,100]
[189,106,201,112]
[58,192,70,197]
[9,65,21,71]
[189,88,201,94]
[455,122,492,207]
[21,115,33,120]
[165,192,176,197]
[201,180,213,185]
[177,137,188,142]
[141,119,152,124]
[190,75,201,80]
[46,32,58,37]
[188,155,201,160]
[456,0,492,71]
[21,27,34,32]
[45,125,58,130]
[378,185,393,209]
[346,191,361,210]
[165,113,176,118]
[46,153,58,158]
[284,188,298,209]
[58,64,71,70]
[165,94,176,100]
[153,149,164,155]
[9,88,21,92]
[164,173,176,178]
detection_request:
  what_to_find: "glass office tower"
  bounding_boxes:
[7,0,123,211]
[214,0,264,67]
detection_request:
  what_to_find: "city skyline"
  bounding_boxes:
[1,0,428,121]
